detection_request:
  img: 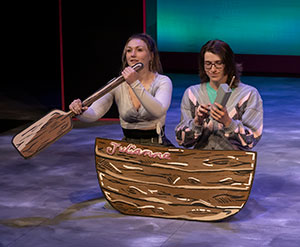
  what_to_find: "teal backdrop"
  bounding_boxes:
[155,0,300,56]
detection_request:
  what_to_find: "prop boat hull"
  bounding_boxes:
[95,138,256,221]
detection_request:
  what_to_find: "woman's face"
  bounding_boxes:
[204,52,228,84]
[125,39,153,69]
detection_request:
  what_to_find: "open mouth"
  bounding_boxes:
[130,60,139,64]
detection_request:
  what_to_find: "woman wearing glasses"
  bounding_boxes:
[175,40,263,150]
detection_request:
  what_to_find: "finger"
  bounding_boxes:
[199,105,208,114]
[197,112,204,118]
[202,104,210,110]
[74,105,82,114]
[214,102,223,111]
[213,104,223,113]
[202,107,209,113]
[122,69,133,79]
[196,110,204,118]
[71,108,79,115]
[69,104,76,113]
[124,67,134,74]
[122,68,129,75]
[75,99,82,107]
[211,109,221,119]
[73,108,80,115]
[83,106,88,111]
[127,66,135,72]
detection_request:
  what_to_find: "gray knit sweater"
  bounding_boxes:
[175,82,263,150]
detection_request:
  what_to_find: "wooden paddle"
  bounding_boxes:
[12,62,144,159]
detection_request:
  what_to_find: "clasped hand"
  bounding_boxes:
[69,99,88,115]
[195,103,232,127]
[122,66,139,85]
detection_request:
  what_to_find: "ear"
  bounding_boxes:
[149,53,154,70]
[150,52,154,61]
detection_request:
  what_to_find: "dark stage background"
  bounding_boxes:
[1,0,299,133]
[2,0,143,128]
[62,1,143,115]
[3,1,60,109]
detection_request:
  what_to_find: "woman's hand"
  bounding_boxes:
[194,104,211,126]
[122,66,139,85]
[69,99,88,115]
[210,102,232,127]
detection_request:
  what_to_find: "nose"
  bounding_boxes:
[130,50,136,57]
[209,65,217,72]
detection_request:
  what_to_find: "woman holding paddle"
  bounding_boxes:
[175,40,263,150]
[69,33,173,146]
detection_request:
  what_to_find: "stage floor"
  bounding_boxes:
[1,74,300,247]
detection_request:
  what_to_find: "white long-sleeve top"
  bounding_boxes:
[77,73,173,131]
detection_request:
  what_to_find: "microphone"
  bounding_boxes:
[131,62,144,72]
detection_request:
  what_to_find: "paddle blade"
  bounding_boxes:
[12,110,73,159]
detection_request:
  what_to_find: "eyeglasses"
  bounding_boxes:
[204,61,224,70]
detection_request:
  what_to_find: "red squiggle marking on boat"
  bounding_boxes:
[106,142,171,160]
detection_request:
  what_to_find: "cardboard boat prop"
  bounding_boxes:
[95,138,257,221]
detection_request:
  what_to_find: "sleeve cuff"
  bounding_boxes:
[224,119,238,133]
[191,120,203,134]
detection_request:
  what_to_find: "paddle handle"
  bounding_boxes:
[82,63,144,108]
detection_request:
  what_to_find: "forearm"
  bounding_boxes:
[77,94,113,122]
[224,110,263,149]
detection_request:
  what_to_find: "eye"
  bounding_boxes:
[204,61,212,65]
[216,61,223,65]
